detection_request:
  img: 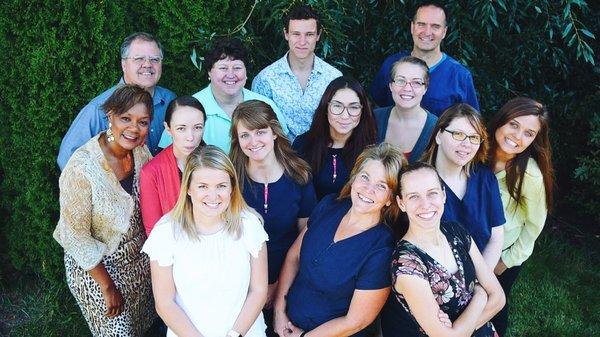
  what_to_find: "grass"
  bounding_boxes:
[1,232,598,337]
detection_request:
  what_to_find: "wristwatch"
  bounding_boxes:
[226,330,242,337]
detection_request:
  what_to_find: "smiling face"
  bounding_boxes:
[236,123,277,163]
[166,106,205,159]
[187,167,232,222]
[108,102,151,150]
[121,39,162,92]
[350,159,392,217]
[495,115,541,159]
[435,116,481,168]
[389,62,428,109]
[410,5,447,53]
[327,88,362,140]
[397,167,446,229]
[285,19,320,61]
[208,57,247,98]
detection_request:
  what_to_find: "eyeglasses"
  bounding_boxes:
[443,129,483,145]
[123,55,163,65]
[391,77,426,90]
[328,101,362,116]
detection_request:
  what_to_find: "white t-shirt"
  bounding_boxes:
[142,211,268,337]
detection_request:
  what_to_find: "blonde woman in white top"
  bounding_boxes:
[143,145,268,337]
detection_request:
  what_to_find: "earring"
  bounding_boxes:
[106,122,115,142]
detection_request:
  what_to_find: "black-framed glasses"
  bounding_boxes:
[123,55,163,65]
[443,129,483,145]
[328,101,362,116]
[391,77,426,90]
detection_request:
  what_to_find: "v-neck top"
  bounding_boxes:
[242,174,317,283]
[286,195,394,336]
[441,164,506,251]
[380,221,496,337]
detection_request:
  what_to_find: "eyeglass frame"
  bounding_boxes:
[390,77,426,90]
[122,55,163,65]
[328,101,363,117]
[443,129,483,145]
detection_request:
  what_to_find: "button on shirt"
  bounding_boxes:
[57,80,176,170]
[158,86,289,153]
[252,53,342,140]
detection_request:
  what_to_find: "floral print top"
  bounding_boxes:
[380,221,495,337]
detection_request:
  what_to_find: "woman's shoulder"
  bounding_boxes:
[441,221,471,247]
[292,132,308,152]
[373,106,393,119]
[524,158,544,179]
[141,146,175,175]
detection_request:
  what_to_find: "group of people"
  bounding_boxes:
[53,2,555,337]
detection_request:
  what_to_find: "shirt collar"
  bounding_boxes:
[276,52,324,76]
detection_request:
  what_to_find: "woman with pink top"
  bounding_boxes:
[140,96,206,235]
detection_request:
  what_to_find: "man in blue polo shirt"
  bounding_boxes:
[369,2,479,116]
[57,32,176,170]
[252,4,342,141]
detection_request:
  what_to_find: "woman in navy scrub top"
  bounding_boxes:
[292,76,377,200]
[422,104,505,268]
[230,100,317,336]
[273,143,406,337]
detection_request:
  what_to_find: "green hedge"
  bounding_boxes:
[0,0,597,284]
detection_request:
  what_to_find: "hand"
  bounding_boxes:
[437,309,452,328]
[265,281,279,310]
[273,309,291,337]
[282,321,302,337]
[101,282,124,318]
[494,259,507,275]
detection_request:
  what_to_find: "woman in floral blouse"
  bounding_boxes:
[381,162,504,337]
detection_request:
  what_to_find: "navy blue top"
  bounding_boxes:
[243,174,317,284]
[373,106,438,163]
[286,195,394,336]
[441,164,506,251]
[369,52,479,116]
[292,133,351,200]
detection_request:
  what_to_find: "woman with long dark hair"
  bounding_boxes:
[488,97,554,336]
[293,76,377,199]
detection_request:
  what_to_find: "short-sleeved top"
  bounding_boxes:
[242,174,317,283]
[369,52,479,116]
[286,195,394,336]
[373,106,438,163]
[441,164,506,251]
[251,53,342,141]
[292,133,352,200]
[57,79,175,170]
[380,221,495,337]
[157,86,289,153]
[142,211,268,337]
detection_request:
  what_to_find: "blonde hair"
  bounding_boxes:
[338,143,407,224]
[170,145,258,240]
[230,100,311,192]
[421,103,489,175]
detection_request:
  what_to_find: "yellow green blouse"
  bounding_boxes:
[496,158,547,268]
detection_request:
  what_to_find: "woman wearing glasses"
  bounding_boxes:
[374,56,438,163]
[292,76,377,200]
[422,104,505,269]
[488,98,554,336]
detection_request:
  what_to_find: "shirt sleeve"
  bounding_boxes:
[142,216,176,267]
[501,173,548,268]
[57,103,105,170]
[251,72,273,99]
[356,245,394,289]
[462,71,480,112]
[53,161,106,270]
[488,171,507,227]
[393,248,428,282]
[139,165,163,236]
[369,56,393,108]
[298,181,318,218]
[242,211,269,258]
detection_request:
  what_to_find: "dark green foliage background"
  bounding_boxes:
[0,0,597,287]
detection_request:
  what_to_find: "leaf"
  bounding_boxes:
[562,22,573,39]
[190,48,202,71]
[534,6,541,14]
[581,29,595,39]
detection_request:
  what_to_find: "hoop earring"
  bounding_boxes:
[106,122,115,142]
